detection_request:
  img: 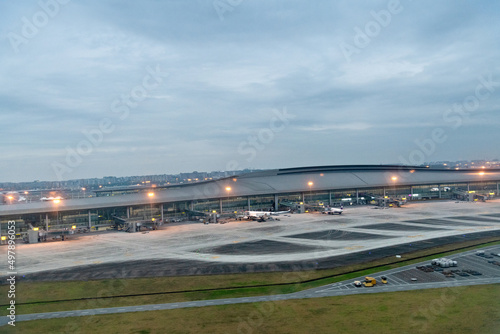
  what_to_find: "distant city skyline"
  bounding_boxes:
[1,159,498,191]
[2,1,499,182]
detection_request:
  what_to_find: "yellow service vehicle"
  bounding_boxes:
[363,276,377,287]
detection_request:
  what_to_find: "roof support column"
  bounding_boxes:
[160,204,164,223]
[219,198,223,214]
[329,191,332,206]
[467,183,470,192]
[247,197,251,211]
[88,210,91,229]
[410,186,414,199]
[274,194,278,211]
[497,181,499,196]
[438,184,442,199]
[301,192,305,203]
[383,188,386,198]
[356,189,359,205]
[45,213,49,231]
[127,206,130,219]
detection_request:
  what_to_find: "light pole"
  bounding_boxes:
[307,181,313,204]
[225,187,231,214]
[391,176,397,197]
[390,176,398,206]
[477,171,485,200]
[53,198,61,232]
[148,192,155,221]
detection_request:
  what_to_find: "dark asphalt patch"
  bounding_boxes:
[363,215,400,220]
[315,218,354,224]
[200,239,331,255]
[404,219,479,227]
[243,226,285,234]
[447,216,500,223]
[7,230,500,283]
[284,230,394,241]
[481,213,500,218]
[352,223,444,231]
[185,235,221,242]
[411,211,439,216]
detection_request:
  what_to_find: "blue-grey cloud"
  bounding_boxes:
[1,0,499,182]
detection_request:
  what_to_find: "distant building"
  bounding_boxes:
[1,164,499,234]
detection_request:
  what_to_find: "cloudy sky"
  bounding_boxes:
[1,0,499,182]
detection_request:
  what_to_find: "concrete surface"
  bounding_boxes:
[2,245,499,326]
[1,200,500,282]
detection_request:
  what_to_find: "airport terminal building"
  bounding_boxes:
[1,165,500,235]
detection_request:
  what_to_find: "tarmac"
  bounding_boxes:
[2,199,500,282]
[3,244,500,326]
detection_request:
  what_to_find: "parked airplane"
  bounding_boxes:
[322,206,343,215]
[243,210,290,221]
[40,196,63,202]
[1,192,26,203]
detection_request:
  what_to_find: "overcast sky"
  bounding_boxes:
[1,0,499,182]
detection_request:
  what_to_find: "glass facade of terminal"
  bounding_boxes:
[1,180,499,237]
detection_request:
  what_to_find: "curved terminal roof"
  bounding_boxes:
[1,165,499,215]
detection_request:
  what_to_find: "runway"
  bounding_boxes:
[2,200,500,282]
[3,245,499,326]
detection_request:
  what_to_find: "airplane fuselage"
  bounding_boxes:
[322,207,343,215]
